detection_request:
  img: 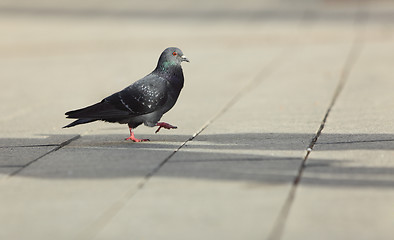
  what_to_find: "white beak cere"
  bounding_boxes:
[181,55,190,62]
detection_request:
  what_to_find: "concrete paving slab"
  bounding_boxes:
[95,178,293,240]
[0,136,182,240]
[0,146,56,167]
[281,20,394,240]
[0,135,79,147]
[0,135,79,177]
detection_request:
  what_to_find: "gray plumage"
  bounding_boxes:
[64,47,189,141]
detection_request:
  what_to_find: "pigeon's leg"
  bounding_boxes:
[125,128,150,142]
[155,122,178,134]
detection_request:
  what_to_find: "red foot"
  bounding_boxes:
[125,128,149,142]
[155,122,177,134]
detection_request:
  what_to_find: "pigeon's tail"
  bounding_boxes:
[63,118,97,128]
[64,101,132,128]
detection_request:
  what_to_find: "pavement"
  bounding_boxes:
[1,0,394,239]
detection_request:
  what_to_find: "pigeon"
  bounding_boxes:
[64,47,189,142]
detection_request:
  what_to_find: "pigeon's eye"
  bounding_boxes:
[172,52,177,56]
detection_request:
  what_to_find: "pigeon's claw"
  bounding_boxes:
[155,122,177,134]
[126,128,150,142]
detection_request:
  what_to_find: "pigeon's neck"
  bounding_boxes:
[155,61,183,75]
[157,60,178,72]
[155,62,184,89]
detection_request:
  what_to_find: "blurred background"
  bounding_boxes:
[1,0,393,137]
[1,1,394,239]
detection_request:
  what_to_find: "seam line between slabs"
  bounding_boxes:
[266,8,367,240]
[7,135,81,178]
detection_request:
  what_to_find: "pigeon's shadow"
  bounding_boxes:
[1,132,394,188]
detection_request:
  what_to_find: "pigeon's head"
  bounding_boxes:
[156,47,189,72]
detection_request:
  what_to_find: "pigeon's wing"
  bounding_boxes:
[65,75,168,120]
[104,74,168,115]
[65,101,131,119]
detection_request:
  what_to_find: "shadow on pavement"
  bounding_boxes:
[1,133,393,188]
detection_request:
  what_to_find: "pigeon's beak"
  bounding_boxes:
[181,55,190,63]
